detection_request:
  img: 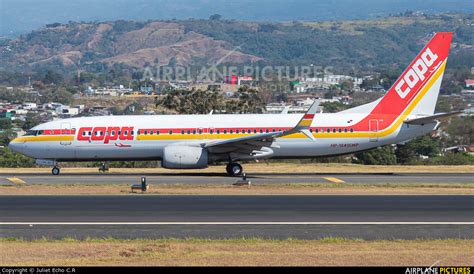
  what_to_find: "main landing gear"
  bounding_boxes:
[51,166,60,175]
[226,162,243,176]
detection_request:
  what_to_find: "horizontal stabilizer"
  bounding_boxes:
[404,111,463,125]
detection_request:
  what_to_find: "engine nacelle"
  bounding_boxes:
[162,145,208,169]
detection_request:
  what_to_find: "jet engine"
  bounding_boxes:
[162,145,208,169]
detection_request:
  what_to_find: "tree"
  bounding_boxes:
[0,129,15,147]
[395,136,442,164]
[42,70,64,85]
[0,148,35,167]
[232,86,265,114]
[321,102,348,113]
[353,146,397,165]
[0,118,12,130]
[209,14,222,21]
[40,88,73,105]
[441,116,473,147]
[341,80,354,91]
[157,89,225,114]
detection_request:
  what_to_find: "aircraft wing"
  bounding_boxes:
[202,100,319,154]
[404,111,463,125]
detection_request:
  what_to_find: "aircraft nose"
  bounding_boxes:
[8,139,24,153]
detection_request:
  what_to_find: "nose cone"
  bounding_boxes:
[8,138,24,154]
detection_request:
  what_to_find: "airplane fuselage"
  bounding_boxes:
[9,112,436,163]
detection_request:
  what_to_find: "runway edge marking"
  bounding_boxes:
[1,222,473,225]
[6,177,26,185]
[323,177,345,183]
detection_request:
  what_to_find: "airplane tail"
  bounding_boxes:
[348,32,452,119]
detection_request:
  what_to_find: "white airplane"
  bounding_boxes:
[9,32,459,176]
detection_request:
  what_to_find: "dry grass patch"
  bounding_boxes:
[1,183,474,195]
[1,238,472,266]
[1,164,473,175]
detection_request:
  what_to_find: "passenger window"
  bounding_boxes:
[223,130,227,134]
[169,130,173,135]
[350,128,354,132]
[344,128,348,133]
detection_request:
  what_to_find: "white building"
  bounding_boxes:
[56,106,79,116]
[22,103,37,110]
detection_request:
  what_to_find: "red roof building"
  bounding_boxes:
[465,79,474,87]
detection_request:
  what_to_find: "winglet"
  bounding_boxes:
[279,99,319,142]
[295,99,319,129]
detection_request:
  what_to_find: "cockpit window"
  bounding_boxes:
[24,130,37,136]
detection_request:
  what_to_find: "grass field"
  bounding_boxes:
[1,163,473,174]
[1,238,472,266]
[1,183,474,195]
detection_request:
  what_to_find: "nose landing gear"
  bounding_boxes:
[51,166,60,175]
[226,162,243,176]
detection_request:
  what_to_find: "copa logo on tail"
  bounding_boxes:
[395,47,439,99]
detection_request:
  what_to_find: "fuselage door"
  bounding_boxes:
[369,119,379,142]
[60,122,72,145]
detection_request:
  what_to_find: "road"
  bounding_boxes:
[1,195,473,240]
[1,172,473,185]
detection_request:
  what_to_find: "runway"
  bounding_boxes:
[1,172,473,185]
[1,195,473,240]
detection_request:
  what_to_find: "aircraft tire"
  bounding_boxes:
[226,163,243,176]
[51,166,60,175]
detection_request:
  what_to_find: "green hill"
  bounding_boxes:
[0,13,472,74]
